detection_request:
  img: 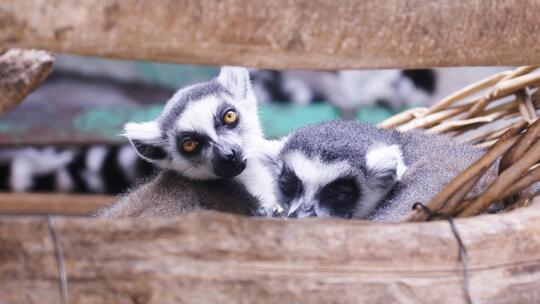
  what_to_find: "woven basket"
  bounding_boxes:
[379,66,540,221]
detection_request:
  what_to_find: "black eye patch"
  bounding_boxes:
[214,103,240,129]
[278,167,303,203]
[317,177,360,217]
[175,132,209,156]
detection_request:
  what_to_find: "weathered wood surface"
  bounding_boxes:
[0,193,113,215]
[2,202,540,304]
[2,1,540,69]
[0,49,53,114]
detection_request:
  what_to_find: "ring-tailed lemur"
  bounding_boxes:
[274,120,494,222]
[123,67,284,216]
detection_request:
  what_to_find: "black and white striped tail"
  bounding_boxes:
[0,145,155,194]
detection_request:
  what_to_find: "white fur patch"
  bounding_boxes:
[123,121,161,142]
[235,138,283,212]
[175,96,220,141]
[118,145,139,181]
[10,148,74,192]
[56,168,74,192]
[285,151,358,203]
[366,144,408,180]
[84,146,107,193]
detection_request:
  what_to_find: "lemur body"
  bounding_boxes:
[95,170,258,217]
[124,67,283,215]
[275,120,493,222]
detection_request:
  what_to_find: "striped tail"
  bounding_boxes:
[0,145,155,194]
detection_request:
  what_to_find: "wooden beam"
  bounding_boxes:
[2,203,540,303]
[1,1,540,69]
[0,193,113,215]
[0,49,53,114]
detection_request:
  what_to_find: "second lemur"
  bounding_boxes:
[274,120,494,222]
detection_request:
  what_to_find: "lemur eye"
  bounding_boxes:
[222,110,238,125]
[181,138,199,153]
[318,177,360,214]
[279,168,302,199]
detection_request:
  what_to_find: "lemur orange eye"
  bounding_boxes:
[223,110,238,125]
[181,138,199,153]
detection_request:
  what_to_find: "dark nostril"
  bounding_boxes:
[225,149,236,161]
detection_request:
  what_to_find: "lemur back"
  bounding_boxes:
[368,131,496,221]
[95,170,258,217]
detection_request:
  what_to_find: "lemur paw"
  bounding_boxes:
[257,204,285,218]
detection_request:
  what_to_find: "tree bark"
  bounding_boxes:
[0,49,54,115]
[1,202,540,304]
[1,0,540,70]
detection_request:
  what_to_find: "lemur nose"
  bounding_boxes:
[225,149,236,161]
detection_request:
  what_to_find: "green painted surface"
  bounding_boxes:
[0,103,403,144]
[73,106,163,140]
[259,104,341,137]
[135,63,218,89]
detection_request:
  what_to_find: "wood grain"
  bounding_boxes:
[0,49,53,114]
[0,193,113,215]
[1,0,540,69]
[1,203,540,304]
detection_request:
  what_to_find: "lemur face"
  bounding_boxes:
[278,151,362,218]
[275,121,408,219]
[124,67,263,180]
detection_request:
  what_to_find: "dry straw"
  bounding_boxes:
[379,66,540,221]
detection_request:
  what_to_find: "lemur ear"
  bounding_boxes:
[218,66,252,99]
[365,144,408,189]
[122,121,167,162]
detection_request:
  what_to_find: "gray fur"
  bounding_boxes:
[278,120,494,222]
[158,80,227,133]
[369,129,494,222]
[282,120,402,172]
[95,170,258,218]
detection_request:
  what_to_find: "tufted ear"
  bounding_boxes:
[218,66,253,99]
[365,144,407,190]
[122,121,167,163]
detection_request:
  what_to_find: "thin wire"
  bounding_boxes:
[412,203,473,304]
[46,214,68,304]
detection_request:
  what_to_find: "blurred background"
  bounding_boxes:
[0,54,507,195]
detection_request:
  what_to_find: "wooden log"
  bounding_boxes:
[2,203,540,304]
[1,1,540,69]
[0,193,113,215]
[0,49,53,114]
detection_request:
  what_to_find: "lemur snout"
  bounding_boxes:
[212,144,246,178]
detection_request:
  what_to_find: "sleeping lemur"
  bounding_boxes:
[274,120,495,222]
[122,66,284,216]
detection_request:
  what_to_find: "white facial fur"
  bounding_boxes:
[283,151,363,217]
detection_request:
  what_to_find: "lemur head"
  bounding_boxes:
[124,67,262,180]
[275,121,408,219]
